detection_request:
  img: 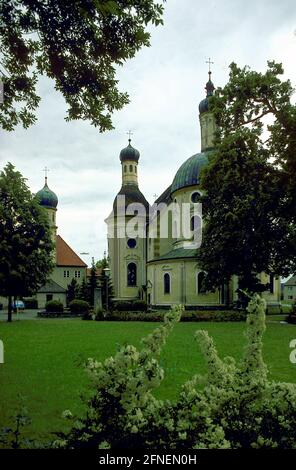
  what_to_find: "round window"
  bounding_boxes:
[191,191,201,203]
[127,238,137,249]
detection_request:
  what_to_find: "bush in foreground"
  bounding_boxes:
[69,300,89,316]
[45,300,63,313]
[55,295,296,449]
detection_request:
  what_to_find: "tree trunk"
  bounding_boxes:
[8,295,12,322]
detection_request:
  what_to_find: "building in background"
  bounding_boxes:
[283,276,296,302]
[34,177,87,308]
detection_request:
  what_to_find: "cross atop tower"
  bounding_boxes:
[127,130,133,144]
[206,57,214,73]
[43,166,50,184]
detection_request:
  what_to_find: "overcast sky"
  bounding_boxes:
[1,0,295,267]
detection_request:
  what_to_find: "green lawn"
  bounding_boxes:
[0,318,296,443]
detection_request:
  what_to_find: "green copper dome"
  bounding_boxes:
[120,142,140,163]
[36,182,58,209]
[171,152,209,194]
[199,71,215,114]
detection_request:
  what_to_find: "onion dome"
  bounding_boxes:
[36,179,58,209]
[171,152,209,194]
[199,71,215,114]
[119,139,140,163]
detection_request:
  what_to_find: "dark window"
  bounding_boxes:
[127,238,137,249]
[191,215,202,233]
[46,294,53,302]
[127,262,137,286]
[164,273,170,294]
[197,271,206,294]
[129,164,133,172]
[135,166,137,173]
[191,191,201,203]
[124,165,127,173]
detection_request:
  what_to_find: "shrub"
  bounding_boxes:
[45,300,63,313]
[94,309,246,322]
[69,299,89,315]
[24,298,38,309]
[94,308,107,321]
[113,300,147,312]
[56,295,296,450]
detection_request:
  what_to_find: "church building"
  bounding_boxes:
[106,71,281,309]
[34,176,87,308]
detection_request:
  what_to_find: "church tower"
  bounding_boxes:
[199,68,217,151]
[106,138,149,302]
[35,173,58,259]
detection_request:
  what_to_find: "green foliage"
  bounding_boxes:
[79,278,89,303]
[0,396,31,449]
[0,0,164,131]
[96,309,246,322]
[55,295,296,449]
[69,299,90,315]
[45,300,63,313]
[198,61,296,293]
[88,259,98,307]
[66,278,80,305]
[113,300,147,312]
[0,163,54,321]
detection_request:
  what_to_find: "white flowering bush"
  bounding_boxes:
[56,296,296,449]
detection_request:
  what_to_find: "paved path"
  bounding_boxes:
[0,310,39,321]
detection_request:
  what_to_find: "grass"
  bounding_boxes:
[0,318,296,443]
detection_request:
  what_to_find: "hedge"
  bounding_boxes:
[95,309,246,322]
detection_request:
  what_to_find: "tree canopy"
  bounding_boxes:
[0,163,54,321]
[0,0,165,131]
[197,61,296,293]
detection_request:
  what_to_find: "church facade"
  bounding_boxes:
[106,72,281,309]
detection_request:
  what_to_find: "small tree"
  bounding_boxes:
[88,259,98,307]
[66,279,79,306]
[79,278,89,303]
[0,163,54,322]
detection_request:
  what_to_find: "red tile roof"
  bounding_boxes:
[86,267,102,277]
[56,235,87,267]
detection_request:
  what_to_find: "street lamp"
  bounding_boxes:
[103,267,110,311]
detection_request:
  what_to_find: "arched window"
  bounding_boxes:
[190,215,202,232]
[135,166,137,173]
[124,165,127,173]
[127,262,137,286]
[197,271,206,294]
[129,164,133,172]
[164,273,170,294]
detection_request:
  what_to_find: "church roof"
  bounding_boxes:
[148,247,198,262]
[113,185,150,214]
[154,185,172,205]
[56,235,87,267]
[38,279,66,293]
[171,152,209,194]
[35,181,58,209]
[120,142,140,163]
[199,70,215,115]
